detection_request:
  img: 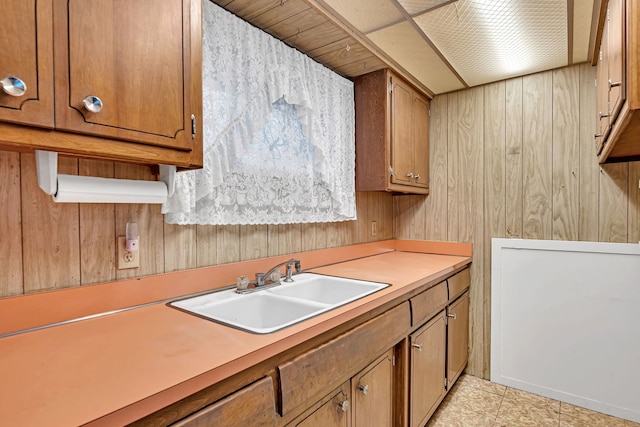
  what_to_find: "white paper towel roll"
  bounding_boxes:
[53,174,168,203]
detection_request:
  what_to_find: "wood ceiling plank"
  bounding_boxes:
[311,37,375,68]
[284,20,346,52]
[251,1,311,30]
[218,0,281,21]
[262,7,327,40]
[334,56,386,77]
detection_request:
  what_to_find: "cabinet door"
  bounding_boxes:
[0,0,54,127]
[447,292,469,388]
[53,0,195,151]
[412,95,429,189]
[608,0,625,121]
[410,312,446,427]
[596,17,611,150]
[294,383,351,427]
[390,77,414,186]
[352,350,394,427]
[173,376,276,427]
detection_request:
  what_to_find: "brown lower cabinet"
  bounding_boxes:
[289,350,395,427]
[133,268,470,427]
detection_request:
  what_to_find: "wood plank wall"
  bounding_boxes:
[0,155,392,297]
[394,63,640,380]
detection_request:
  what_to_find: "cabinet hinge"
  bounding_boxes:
[444,315,448,326]
[389,166,394,177]
[428,109,431,117]
[392,355,396,366]
[388,81,393,94]
[607,7,610,21]
[595,78,597,88]
[445,378,448,389]
[191,114,196,139]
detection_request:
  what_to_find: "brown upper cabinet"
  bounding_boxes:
[354,69,430,195]
[596,0,640,163]
[0,0,203,169]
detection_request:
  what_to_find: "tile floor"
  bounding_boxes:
[427,374,640,427]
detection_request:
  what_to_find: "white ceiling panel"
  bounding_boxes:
[368,21,466,93]
[397,0,456,15]
[321,0,405,33]
[414,0,568,87]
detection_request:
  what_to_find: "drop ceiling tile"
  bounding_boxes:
[397,0,456,15]
[321,0,405,33]
[415,0,568,87]
[573,1,594,63]
[368,21,466,93]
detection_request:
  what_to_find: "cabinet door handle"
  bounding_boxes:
[594,133,603,139]
[406,172,414,178]
[447,313,457,319]
[358,384,369,395]
[411,343,423,351]
[1,76,27,97]
[338,400,349,412]
[609,80,622,88]
[83,96,103,113]
[599,111,610,119]
[414,174,421,180]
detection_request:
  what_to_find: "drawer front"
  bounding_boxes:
[410,281,447,326]
[278,302,410,416]
[447,268,470,301]
[173,376,276,427]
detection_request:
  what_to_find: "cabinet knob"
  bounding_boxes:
[338,400,349,412]
[609,80,622,88]
[358,384,369,395]
[411,343,423,351]
[447,313,457,319]
[1,76,27,97]
[406,172,414,178]
[414,174,421,180]
[83,96,103,113]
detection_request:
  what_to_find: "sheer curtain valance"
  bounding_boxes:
[162,1,356,225]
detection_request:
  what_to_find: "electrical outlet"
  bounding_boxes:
[117,236,140,269]
[371,221,377,236]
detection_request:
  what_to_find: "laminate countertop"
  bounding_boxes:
[0,240,471,426]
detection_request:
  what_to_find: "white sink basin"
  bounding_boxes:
[169,273,389,334]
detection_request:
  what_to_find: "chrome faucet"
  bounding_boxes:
[236,258,301,294]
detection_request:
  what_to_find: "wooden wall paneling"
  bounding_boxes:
[0,151,23,296]
[482,80,506,377]
[267,224,281,256]
[114,164,164,280]
[196,225,217,268]
[629,162,640,242]
[455,86,485,377]
[216,225,241,264]
[393,196,424,239]
[424,94,448,241]
[522,71,553,240]
[79,160,116,285]
[240,225,269,260]
[552,67,580,241]
[446,92,460,242]
[278,223,303,254]
[578,64,600,241]
[300,223,327,252]
[356,192,370,243]
[598,163,629,242]
[505,77,524,238]
[164,223,197,272]
[379,192,394,240]
[21,153,80,292]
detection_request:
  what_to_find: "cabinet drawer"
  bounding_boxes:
[447,269,470,301]
[410,281,447,326]
[173,376,276,427]
[278,302,410,416]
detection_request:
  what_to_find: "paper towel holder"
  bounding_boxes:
[35,150,176,203]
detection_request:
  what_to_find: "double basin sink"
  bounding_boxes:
[170,273,389,334]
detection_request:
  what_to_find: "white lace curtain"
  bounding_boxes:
[162,1,356,225]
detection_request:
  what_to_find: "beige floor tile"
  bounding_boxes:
[559,403,625,427]
[495,397,560,427]
[427,405,497,427]
[446,381,504,415]
[504,387,561,413]
[457,374,507,396]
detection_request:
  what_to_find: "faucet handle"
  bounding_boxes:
[236,276,249,290]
